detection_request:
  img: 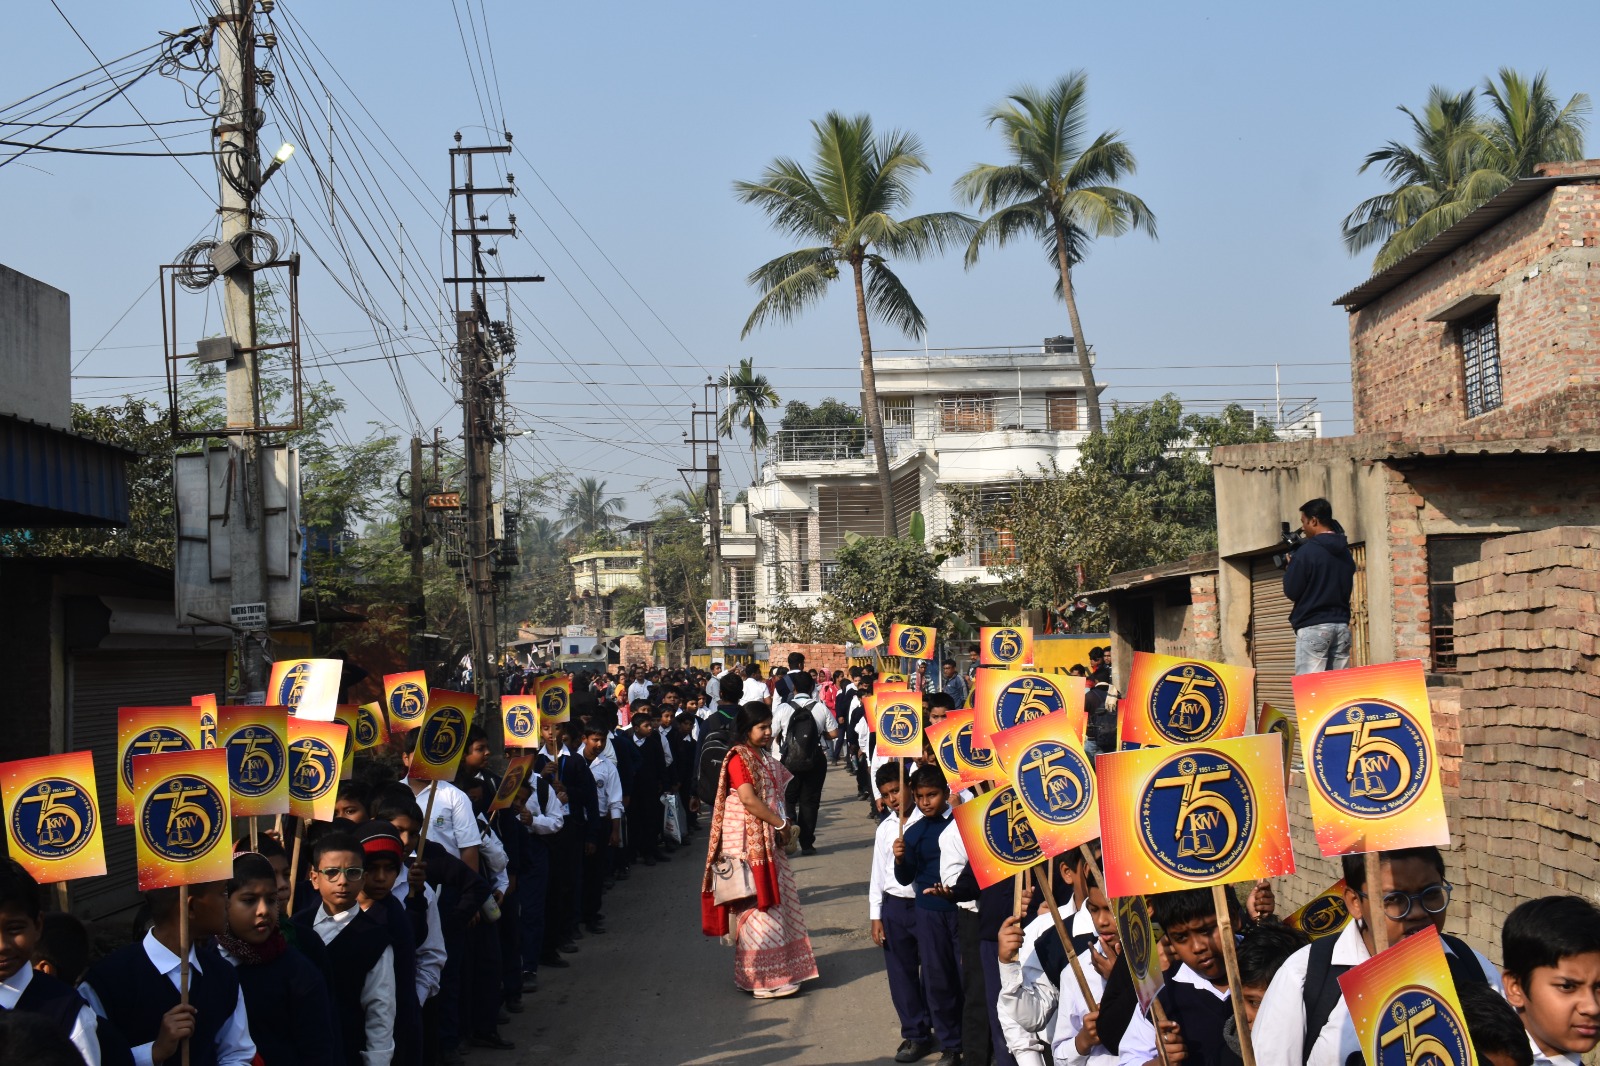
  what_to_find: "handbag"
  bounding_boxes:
[662,792,684,845]
[710,854,756,905]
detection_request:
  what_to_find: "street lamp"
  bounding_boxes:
[259,142,296,186]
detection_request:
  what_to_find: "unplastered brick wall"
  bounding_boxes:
[618,634,656,668]
[767,642,848,679]
[1452,526,1600,956]
[1347,178,1600,439]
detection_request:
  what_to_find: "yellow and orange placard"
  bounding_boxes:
[860,691,878,732]
[853,612,884,650]
[503,695,540,748]
[888,624,937,660]
[333,706,359,781]
[353,701,389,751]
[1097,732,1295,897]
[980,626,1034,667]
[1120,652,1255,749]
[537,675,572,725]
[1285,879,1353,941]
[132,747,232,891]
[286,718,348,821]
[268,658,342,721]
[1292,660,1448,856]
[216,706,290,819]
[927,715,966,784]
[192,694,218,749]
[992,714,1099,859]
[383,670,430,732]
[1338,927,1473,1066]
[1114,893,1167,1013]
[874,690,924,757]
[410,690,477,781]
[951,711,1001,786]
[117,707,202,826]
[974,670,1086,746]
[0,752,106,883]
[490,755,535,814]
[1258,702,1297,776]
[952,784,1044,889]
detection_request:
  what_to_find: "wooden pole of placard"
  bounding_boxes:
[1211,884,1256,1066]
[178,884,191,1066]
[285,820,306,915]
[1031,865,1097,1009]
[1012,871,1024,917]
[1364,850,1390,954]
[897,757,906,842]
[410,784,439,899]
[250,815,259,852]
[54,882,69,912]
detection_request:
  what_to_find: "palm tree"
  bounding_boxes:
[736,111,975,536]
[1343,72,1587,272]
[523,515,566,557]
[955,72,1156,435]
[561,477,625,539]
[717,357,781,475]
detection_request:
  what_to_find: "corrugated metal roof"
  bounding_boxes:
[0,413,132,527]
[1332,176,1594,311]
[1083,550,1219,599]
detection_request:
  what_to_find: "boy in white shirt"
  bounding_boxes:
[870,763,933,1063]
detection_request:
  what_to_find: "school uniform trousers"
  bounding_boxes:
[894,812,963,1053]
[870,808,931,1043]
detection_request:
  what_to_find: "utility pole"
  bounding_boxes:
[215,0,268,696]
[446,137,541,744]
[407,436,427,666]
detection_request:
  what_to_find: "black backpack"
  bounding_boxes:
[1299,930,1487,1065]
[694,709,737,805]
[779,698,823,774]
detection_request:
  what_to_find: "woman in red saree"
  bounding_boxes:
[700,702,819,998]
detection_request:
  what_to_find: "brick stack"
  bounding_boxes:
[767,642,849,679]
[1452,526,1600,954]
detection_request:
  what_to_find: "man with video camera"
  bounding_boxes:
[1283,497,1356,673]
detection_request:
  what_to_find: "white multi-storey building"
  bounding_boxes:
[737,339,1099,633]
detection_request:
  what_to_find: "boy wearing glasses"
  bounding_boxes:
[293,830,395,1066]
[1252,845,1498,1066]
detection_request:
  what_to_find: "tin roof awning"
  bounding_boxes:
[0,413,136,528]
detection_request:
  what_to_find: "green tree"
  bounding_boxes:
[773,398,864,461]
[716,357,781,473]
[736,112,975,535]
[955,72,1157,435]
[1343,71,1588,271]
[561,477,626,539]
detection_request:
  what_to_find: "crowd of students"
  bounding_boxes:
[0,664,770,1066]
[865,741,1600,1066]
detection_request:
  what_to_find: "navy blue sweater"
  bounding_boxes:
[893,812,955,911]
[1283,528,1355,630]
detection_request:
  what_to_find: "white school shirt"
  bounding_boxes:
[741,677,770,704]
[2,962,100,1065]
[408,779,478,858]
[80,930,256,1066]
[996,913,1055,1061]
[311,906,395,1066]
[868,808,923,919]
[1118,964,1227,1066]
[1251,922,1500,1066]
[705,675,721,704]
[587,754,625,819]
[522,778,566,835]
[772,695,840,758]
[628,680,653,702]
[937,816,980,914]
[393,868,447,1004]
[1057,946,1117,1066]
[476,813,511,895]
[1021,902,1096,989]
[1530,1036,1584,1066]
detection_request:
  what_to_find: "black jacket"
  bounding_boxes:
[1283,527,1355,630]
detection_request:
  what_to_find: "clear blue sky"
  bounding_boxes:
[1,1,1591,518]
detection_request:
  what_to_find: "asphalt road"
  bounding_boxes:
[502,761,901,1066]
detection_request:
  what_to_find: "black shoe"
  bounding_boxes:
[615,867,631,880]
[538,955,570,968]
[933,1051,961,1066]
[504,997,524,1014]
[520,971,539,992]
[651,852,671,863]
[585,922,607,935]
[895,1039,937,1063]
[800,845,818,856]
[558,941,579,954]
[470,1032,516,1051]
[496,1006,511,1024]
[641,855,656,867]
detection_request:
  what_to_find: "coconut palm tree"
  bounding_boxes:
[717,358,781,476]
[561,477,625,539]
[736,111,975,536]
[1343,72,1587,272]
[955,72,1156,435]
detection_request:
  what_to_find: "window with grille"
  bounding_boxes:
[978,528,1016,566]
[1460,313,1502,418]
[878,396,914,428]
[939,393,995,433]
[1046,391,1080,431]
[1426,534,1497,671]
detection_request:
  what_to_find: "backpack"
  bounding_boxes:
[779,697,823,774]
[694,709,737,805]
[1299,929,1486,1065]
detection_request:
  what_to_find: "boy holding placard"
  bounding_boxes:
[869,762,934,1064]
[1501,896,1600,1066]
[81,879,255,1066]
[0,860,101,1065]
[892,766,963,1066]
[1123,887,1243,1066]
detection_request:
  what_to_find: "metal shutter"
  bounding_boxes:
[67,652,227,922]
[1249,557,1297,715]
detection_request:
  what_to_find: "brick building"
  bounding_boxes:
[1210,161,1600,929]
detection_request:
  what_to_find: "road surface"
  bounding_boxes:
[504,761,902,1065]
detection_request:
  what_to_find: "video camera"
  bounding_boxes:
[1271,521,1306,570]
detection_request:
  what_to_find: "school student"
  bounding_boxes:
[399,731,481,873]
[1501,895,1600,1066]
[217,853,341,1066]
[892,766,962,1066]
[514,768,565,991]
[0,860,101,1066]
[455,775,513,1053]
[291,830,395,1066]
[1218,922,1309,1066]
[1458,981,1535,1066]
[1251,846,1497,1066]
[334,781,372,824]
[869,763,933,1064]
[353,823,427,1066]
[81,879,257,1066]
[578,720,622,934]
